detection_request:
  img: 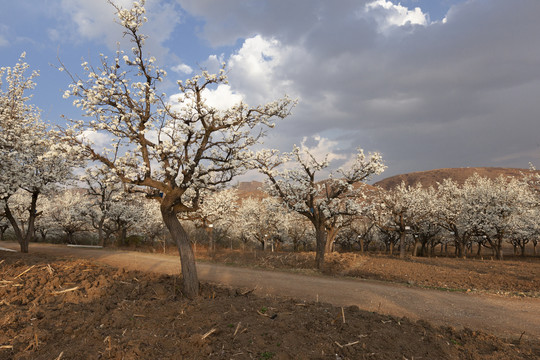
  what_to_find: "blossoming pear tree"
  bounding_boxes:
[459,174,533,260]
[235,196,289,251]
[254,145,385,268]
[371,182,434,258]
[179,188,239,251]
[83,165,127,246]
[0,55,78,252]
[60,1,293,298]
[46,190,90,244]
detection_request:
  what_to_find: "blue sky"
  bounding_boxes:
[2,0,540,181]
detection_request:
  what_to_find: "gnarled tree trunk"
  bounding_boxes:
[161,203,198,299]
[4,191,39,253]
[314,222,327,270]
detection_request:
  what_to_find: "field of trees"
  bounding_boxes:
[2,1,540,359]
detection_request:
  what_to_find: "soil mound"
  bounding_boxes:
[1,252,538,359]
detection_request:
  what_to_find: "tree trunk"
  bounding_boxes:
[66,231,74,244]
[412,238,421,257]
[494,239,503,260]
[325,227,338,254]
[0,225,8,241]
[161,204,199,299]
[399,231,406,259]
[4,191,39,253]
[314,224,327,270]
[97,217,106,247]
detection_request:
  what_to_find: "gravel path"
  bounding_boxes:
[2,242,538,341]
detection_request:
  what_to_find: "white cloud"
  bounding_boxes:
[172,63,193,74]
[227,35,296,104]
[56,0,182,61]
[363,0,428,32]
[299,135,347,164]
[0,35,8,47]
[202,84,244,110]
[168,83,244,113]
[78,130,114,151]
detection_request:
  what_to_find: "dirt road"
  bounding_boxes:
[2,242,539,341]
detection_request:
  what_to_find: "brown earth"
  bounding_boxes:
[1,251,539,360]
[198,250,540,297]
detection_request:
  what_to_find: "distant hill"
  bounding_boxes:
[234,181,266,199]
[233,180,378,200]
[374,167,538,190]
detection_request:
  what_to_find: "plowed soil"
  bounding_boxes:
[1,251,539,360]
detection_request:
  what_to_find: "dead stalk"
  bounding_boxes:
[103,336,112,351]
[341,307,346,323]
[52,287,79,295]
[518,331,526,344]
[236,288,255,296]
[256,310,271,318]
[54,351,64,360]
[15,265,36,279]
[46,264,54,275]
[201,328,217,340]
[0,345,13,349]
[233,322,242,338]
[335,340,360,348]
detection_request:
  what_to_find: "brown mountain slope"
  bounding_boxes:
[374,167,538,190]
[233,180,378,200]
[234,181,266,199]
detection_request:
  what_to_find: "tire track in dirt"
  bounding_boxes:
[2,242,539,341]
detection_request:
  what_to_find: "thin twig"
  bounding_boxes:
[341,307,346,323]
[54,351,64,360]
[0,260,5,266]
[0,345,13,349]
[518,331,526,344]
[15,265,36,279]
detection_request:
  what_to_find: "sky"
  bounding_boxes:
[1,0,540,182]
